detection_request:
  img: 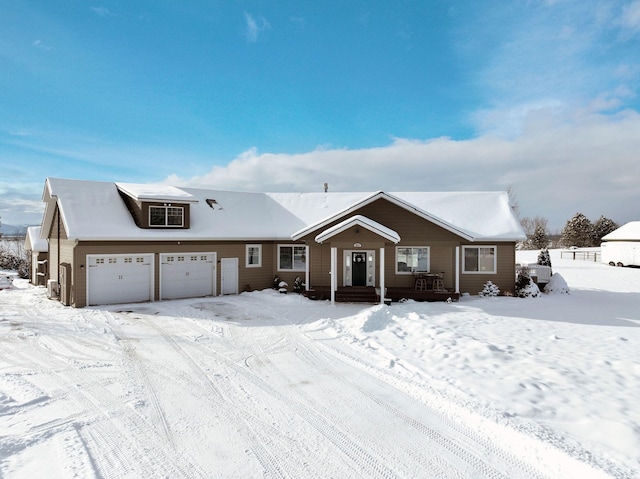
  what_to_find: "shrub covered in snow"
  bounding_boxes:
[544,273,570,295]
[479,281,500,297]
[0,243,29,279]
[515,267,540,298]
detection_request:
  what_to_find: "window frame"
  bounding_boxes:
[462,245,497,274]
[277,244,307,272]
[149,205,184,228]
[395,246,430,274]
[246,244,262,268]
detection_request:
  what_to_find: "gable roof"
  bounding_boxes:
[24,226,48,252]
[315,215,401,244]
[602,221,640,241]
[41,178,525,242]
[292,191,525,242]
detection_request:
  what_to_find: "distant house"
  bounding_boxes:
[24,226,48,286]
[38,178,525,307]
[601,221,640,267]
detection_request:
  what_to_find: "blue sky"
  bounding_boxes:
[1,0,639,231]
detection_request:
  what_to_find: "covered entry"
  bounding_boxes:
[314,215,401,304]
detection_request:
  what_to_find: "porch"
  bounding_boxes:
[303,286,459,303]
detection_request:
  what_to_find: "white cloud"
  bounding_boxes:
[32,40,52,51]
[620,0,640,35]
[91,6,113,17]
[166,107,640,232]
[244,12,270,43]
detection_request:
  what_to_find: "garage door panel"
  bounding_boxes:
[87,255,153,306]
[160,253,216,300]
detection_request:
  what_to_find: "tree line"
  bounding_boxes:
[519,213,618,250]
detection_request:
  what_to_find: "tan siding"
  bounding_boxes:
[72,240,278,307]
[458,243,516,295]
[298,199,517,295]
[300,199,463,290]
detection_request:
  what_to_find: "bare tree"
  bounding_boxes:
[507,186,519,218]
[518,216,549,250]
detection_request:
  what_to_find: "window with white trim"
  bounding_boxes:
[396,247,430,274]
[462,245,497,273]
[246,244,262,268]
[278,245,306,271]
[149,205,184,227]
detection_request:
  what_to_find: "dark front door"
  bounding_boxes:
[352,252,367,286]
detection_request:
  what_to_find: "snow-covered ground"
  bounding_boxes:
[1,249,638,478]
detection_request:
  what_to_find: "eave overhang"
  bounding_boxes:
[314,215,401,244]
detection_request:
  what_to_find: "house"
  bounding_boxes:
[601,221,640,267]
[39,177,525,307]
[24,226,48,286]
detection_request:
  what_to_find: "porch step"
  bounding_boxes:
[335,286,378,303]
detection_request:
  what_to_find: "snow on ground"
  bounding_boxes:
[1,249,639,478]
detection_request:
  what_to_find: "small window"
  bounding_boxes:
[246,244,262,268]
[108,258,117,264]
[124,257,132,263]
[396,247,430,274]
[463,246,497,274]
[149,205,184,227]
[278,245,306,271]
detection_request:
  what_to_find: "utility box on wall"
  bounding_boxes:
[59,262,72,306]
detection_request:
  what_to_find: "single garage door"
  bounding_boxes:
[87,254,154,306]
[160,252,216,300]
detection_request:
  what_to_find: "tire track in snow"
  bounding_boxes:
[306,333,550,479]
[8,304,205,479]
[132,315,297,479]
[169,318,411,478]
[224,299,542,479]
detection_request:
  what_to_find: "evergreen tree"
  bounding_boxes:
[531,225,549,249]
[479,281,500,297]
[593,216,618,244]
[560,213,594,247]
[537,247,552,274]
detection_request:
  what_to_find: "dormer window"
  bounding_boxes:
[149,205,184,227]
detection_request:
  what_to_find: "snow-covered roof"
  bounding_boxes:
[42,178,526,242]
[602,221,640,241]
[116,183,199,203]
[24,226,48,252]
[315,215,401,244]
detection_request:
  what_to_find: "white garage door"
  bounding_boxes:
[87,254,154,306]
[160,252,216,300]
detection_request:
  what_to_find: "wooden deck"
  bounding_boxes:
[303,286,459,303]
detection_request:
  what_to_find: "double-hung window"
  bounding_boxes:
[149,205,184,227]
[278,245,306,271]
[246,244,262,268]
[396,247,430,274]
[463,246,497,273]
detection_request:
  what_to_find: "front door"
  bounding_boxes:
[343,250,375,287]
[352,252,367,286]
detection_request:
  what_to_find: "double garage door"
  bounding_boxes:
[86,252,217,306]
